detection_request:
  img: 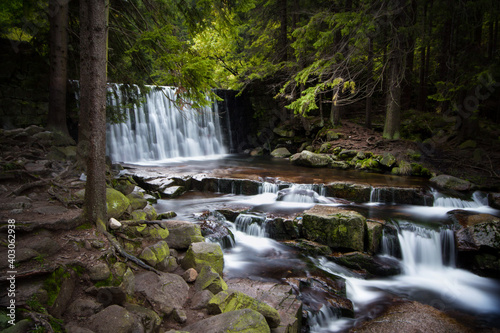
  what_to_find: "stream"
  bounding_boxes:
[126,155,500,332]
[108,85,500,331]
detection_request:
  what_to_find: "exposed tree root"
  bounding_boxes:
[103,230,160,275]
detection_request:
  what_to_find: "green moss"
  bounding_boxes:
[76,222,93,230]
[43,267,68,307]
[94,274,115,288]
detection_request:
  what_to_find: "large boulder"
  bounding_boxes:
[164,220,205,249]
[195,265,228,294]
[302,205,366,252]
[271,147,291,158]
[126,192,148,210]
[182,309,270,333]
[226,278,302,333]
[134,271,189,315]
[106,188,130,219]
[182,242,224,275]
[208,289,281,328]
[379,153,396,168]
[487,192,500,209]
[430,174,475,191]
[87,305,138,333]
[451,212,500,276]
[290,151,331,168]
[139,241,170,267]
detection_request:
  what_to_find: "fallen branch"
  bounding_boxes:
[103,230,160,275]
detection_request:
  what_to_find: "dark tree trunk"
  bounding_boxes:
[383,0,408,140]
[47,0,70,136]
[384,54,402,140]
[79,0,108,232]
[417,0,431,111]
[365,37,373,128]
[279,0,288,62]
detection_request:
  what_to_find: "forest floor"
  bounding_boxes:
[324,119,500,190]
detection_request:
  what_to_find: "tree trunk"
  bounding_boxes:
[330,103,341,126]
[79,0,108,232]
[365,37,373,128]
[47,0,70,136]
[279,0,288,62]
[383,55,402,140]
[383,0,407,140]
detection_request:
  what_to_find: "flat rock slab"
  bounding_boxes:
[134,271,189,315]
[355,301,474,332]
[226,278,302,333]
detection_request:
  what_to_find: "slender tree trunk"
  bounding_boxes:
[365,37,373,128]
[384,55,402,140]
[79,0,108,232]
[47,0,70,136]
[279,0,288,62]
[417,0,430,111]
[383,0,407,140]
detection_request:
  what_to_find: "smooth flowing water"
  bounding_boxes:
[107,88,500,331]
[148,160,500,331]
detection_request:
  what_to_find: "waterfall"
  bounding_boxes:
[234,213,267,237]
[259,182,279,194]
[276,184,329,204]
[432,190,487,208]
[106,84,226,163]
[397,225,456,273]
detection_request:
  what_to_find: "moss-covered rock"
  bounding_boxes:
[379,153,396,168]
[113,178,136,195]
[290,150,331,168]
[164,220,205,249]
[208,289,281,328]
[319,143,331,153]
[150,241,170,263]
[126,192,148,210]
[182,242,224,275]
[326,130,341,141]
[139,247,158,267]
[271,147,291,158]
[131,210,147,221]
[143,204,157,220]
[106,188,130,219]
[324,182,371,202]
[195,265,228,294]
[358,158,380,171]
[329,160,350,169]
[430,174,476,191]
[302,205,366,252]
[183,309,270,333]
[273,126,295,138]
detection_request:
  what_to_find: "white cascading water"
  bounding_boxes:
[106,84,226,163]
[432,189,486,208]
[311,222,500,332]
